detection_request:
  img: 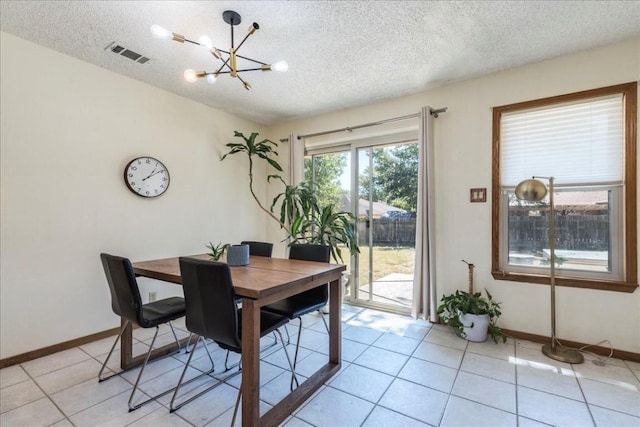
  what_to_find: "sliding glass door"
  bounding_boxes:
[306,140,418,313]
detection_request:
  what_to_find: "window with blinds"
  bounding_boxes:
[500,94,623,187]
[491,83,637,292]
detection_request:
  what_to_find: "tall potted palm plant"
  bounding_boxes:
[221,131,358,263]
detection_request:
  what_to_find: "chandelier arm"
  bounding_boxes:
[236,74,251,90]
[213,55,233,74]
[233,54,268,66]
[234,32,254,53]
[209,68,267,74]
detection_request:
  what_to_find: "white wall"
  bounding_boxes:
[267,38,640,353]
[0,32,269,359]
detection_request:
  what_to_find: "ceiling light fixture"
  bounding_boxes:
[151,10,287,91]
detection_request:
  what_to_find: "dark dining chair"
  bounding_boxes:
[170,258,297,422]
[261,244,331,389]
[186,241,274,365]
[240,240,274,257]
[98,253,187,412]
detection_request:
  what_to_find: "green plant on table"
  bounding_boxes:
[437,289,507,343]
[206,242,229,261]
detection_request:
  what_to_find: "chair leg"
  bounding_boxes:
[128,325,191,411]
[224,333,279,370]
[318,309,329,334]
[172,340,241,413]
[283,323,291,344]
[168,321,181,351]
[169,334,218,412]
[98,320,130,382]
[231,385,242,427]
[128,326,160,411]
[290,317,304,391]
[170,334,200,412]
[225,350,242,372]
[184,334,193,353]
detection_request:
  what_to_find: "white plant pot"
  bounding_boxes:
[459,313,489,342]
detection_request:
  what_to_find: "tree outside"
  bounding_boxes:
[304,153,348,209]
[359,143,418,212]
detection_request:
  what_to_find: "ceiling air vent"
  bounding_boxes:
[105,42,150,64]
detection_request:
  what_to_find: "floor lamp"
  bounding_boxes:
[515,176,584,364]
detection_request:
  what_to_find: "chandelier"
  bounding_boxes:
[151,10,288,91]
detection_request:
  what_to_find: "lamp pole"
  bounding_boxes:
[515,176,583,364]
[545,177,558,353]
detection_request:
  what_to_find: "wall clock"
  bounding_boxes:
[124,156,170,198]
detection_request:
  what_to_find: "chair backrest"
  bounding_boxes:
[100,253,143,326]
[240,241,274,257]
[289,244,331,263]
[178,258,241,351]
[288,244,331,303]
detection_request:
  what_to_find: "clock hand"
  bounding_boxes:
[143,164,158,180]
[142,170,163,181]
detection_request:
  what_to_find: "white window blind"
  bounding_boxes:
[501,94,623,186]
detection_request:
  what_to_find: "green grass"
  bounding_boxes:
[341,246,415,281]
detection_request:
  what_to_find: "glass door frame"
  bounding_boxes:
[306,137,418,315]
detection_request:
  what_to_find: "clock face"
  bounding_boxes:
[124,157,170,198]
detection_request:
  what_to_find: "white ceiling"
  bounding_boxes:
[1,1,639,125]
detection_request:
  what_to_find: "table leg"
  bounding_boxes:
[241,298,261,427]
[329,278,342,364]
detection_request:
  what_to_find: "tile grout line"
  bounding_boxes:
[18,362,75,426]
[572,362,598,427]
[435,331,468,427]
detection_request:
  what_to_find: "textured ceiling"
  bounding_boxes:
[1,1,639,125]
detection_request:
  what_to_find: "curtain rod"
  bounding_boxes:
[279,107,447,142]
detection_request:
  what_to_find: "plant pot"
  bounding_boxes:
[227,244,249,266]
[459,313,489,342]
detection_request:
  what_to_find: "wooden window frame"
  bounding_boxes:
[491,82,638,293]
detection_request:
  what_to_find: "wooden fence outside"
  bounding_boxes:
[356,215,609,252]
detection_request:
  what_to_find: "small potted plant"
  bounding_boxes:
[437,289,506,343]
[206,241,228,261]
[437,260,507,343]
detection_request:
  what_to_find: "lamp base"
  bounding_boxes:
[542,343,584,364]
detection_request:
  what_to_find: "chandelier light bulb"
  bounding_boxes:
[183,69,198,83]
[199,36,213,49]
[150,25,171,40]
[206,74,218,84]
[271,61,289,72]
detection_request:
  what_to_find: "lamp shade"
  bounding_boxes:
[515,178,547,202]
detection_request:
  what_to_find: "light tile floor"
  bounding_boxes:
[1,305,639,426]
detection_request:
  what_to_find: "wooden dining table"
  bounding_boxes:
[130,253,345,427]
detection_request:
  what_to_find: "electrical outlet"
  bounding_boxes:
[148,291,157,302]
